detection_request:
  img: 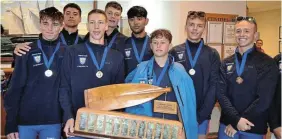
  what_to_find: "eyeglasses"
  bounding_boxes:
[188,11,206,17]
[235,16,256,24]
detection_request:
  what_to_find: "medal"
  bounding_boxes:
[236,76,243,84]
[37,40,60,78]
[185,40,203,76]
[45,69,53,77]
[234,47,254,85]
[96,71,103,78]
[189,69,196,75]
[131,35,149,63]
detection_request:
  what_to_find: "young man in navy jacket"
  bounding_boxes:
[170,11,220,139]
[120,6,153,76]
[4,7,71,139]
[84,1,128,50]
[217,17,279,139]
[61,9,124,139]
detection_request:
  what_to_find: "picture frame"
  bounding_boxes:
[207,21,223,44]
[223,45,237,58]
[119,17,132,37]
[223,22,236,44]
[279,26,282,39]
[279,40,282,53]
[209,44,223,59]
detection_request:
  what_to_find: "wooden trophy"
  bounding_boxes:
[70,83,184,139]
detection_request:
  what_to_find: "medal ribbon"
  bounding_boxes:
[185,40,203,69]
[37,40,60,70]
[131,35,149,63]
[235,47,253,77]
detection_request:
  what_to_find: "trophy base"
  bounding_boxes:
[69,130,135,139]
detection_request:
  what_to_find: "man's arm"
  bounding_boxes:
[217,61,241,129]
[59,48,75,137]
[112,55,125,84]
[14,42,31,56]
[4,54,28,136]
[198,50,220,123]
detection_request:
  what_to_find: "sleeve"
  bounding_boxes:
[177,68,198,139]
[198,50,220,124]
[217,61,241,128]
[59,48,74,122]
[242,60,279,118]
[112,54,125,84]
[4,55,28,135]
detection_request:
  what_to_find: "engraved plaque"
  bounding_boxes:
[121,119,129,136]
[87,114,96,132]
[146,122,154,139]
[163,125,170,139]
[113,117,121,136]
[154,123,162,139]
[95,115,104,133]
[129,120,137,137]
[138,121,146,138]
[79,113,88,130]
[105,116,113,135]
[171,126,179,139]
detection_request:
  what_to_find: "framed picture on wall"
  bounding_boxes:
[207,21,223,44]
[279,26,282,39]
[223,22,236,44]
[209,44,223,59]
[223,45,237,58]
[119,17,132,37]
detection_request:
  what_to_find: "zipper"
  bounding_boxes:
[176,86,184,106]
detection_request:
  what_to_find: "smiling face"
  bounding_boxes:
[185,18,205,43]
[87,13,108,41]
[40,18,63,40]
[235,20,258,48]
[105,7,121,28]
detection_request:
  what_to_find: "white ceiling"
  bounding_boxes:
[247,1,281,13]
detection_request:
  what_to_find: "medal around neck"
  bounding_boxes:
[189,69,196,75]
[236,76,243,84]
[45,69,53,77]
[96,71,103,78]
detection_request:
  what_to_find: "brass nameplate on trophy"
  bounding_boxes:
[154,100,178,115]
[72,108,183,139]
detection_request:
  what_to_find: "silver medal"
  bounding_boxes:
[96,71,103,78]
[45,69,53,77]
[189,69,196,75]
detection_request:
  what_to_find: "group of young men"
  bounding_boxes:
[4,1,281,139]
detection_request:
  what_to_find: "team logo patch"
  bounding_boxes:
[79,57,86,65]
[125,50,131,57]
[178,53,183,60]
[227,65,233,71]
[33,55,41,63]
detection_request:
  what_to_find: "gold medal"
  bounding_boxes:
[236,76,243,84]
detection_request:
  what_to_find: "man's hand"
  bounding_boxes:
[64,118,75,137]
[237,117,254,131]
[14,42,31,56]
[7,132,19,139]
[224,124,237,138]
[273,127,281,139]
